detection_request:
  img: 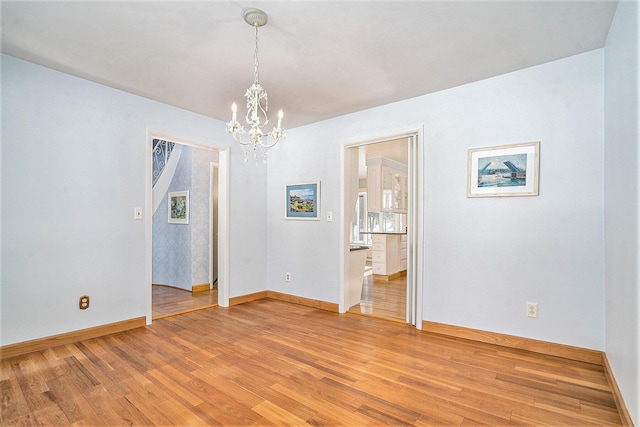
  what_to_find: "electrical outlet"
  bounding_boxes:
[79,295,90,310]
[285,272,291,282]
[527,302,538,318]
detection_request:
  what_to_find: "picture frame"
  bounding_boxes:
[285,181,320,220]
[468,141,540,198]
[168,190,190,224]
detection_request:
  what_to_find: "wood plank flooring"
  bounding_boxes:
[348,273,407,322]
[1,299,622,426]
[152,284,218,320]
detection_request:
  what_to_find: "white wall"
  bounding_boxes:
[268,50,606,350]
[604,1,639,423]
[422,51,605,351]
[1,54,267,346]
[266,122,342,303]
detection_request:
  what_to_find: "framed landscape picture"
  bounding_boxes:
[285,181,320,220]
[468,141,540,198]
[168,190,189,224]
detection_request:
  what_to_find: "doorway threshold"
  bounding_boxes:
[153,304,218,321]
[152,284,218,320]
[345,309,408,324]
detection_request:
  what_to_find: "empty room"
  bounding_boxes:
[1,1,638,425]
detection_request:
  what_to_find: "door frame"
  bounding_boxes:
[339,127,424,328]
[145,129,230,324]
[210,162,219,289]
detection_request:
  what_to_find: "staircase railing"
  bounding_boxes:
[152,139,175,187]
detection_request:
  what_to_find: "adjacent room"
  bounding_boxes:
[1,1,638,425]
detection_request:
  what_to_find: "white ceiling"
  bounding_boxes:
[1,1,618,129]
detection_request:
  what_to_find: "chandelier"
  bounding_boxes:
[226,8,285,162]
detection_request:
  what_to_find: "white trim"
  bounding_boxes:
[407,135,415,325]
[145,129,231,321]
[145,131,153,324]
[339,126,424,328]
[339,148,345,312]
[407,132,425,329]
[217,149,230,307]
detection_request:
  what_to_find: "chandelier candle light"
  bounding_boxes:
[227,8,285,162]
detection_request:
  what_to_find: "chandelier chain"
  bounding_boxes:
[254,23,259,84]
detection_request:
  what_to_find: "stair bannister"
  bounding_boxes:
[152,139,175,187]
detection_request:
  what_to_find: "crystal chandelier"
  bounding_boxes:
[227,8,285,162]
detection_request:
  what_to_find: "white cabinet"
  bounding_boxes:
[400,234,407,271]
[382,167,394,211]
[403,175,409,212]
[366,157,408,213]
[371,234,406,277]
[366,164,381,212]
[392,172,409,212]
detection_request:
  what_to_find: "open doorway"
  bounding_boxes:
[145,131,230,324]
[346,139,408,322]
[342,130,423,327]
[150,141,218,319]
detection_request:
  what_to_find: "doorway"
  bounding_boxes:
[341,130,423,328]
[145,131,230,324]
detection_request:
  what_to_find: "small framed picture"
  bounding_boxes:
[468,141,540,197]
[168,190,189,224]
[285,182,320,220]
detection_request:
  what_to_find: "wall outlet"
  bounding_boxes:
[79,295,90,310]
[526,302,538,318]
[285,272,291,282]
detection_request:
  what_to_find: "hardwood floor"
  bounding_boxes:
[152,284,218,320]
[1,299,622,425]
[348,271,407,322]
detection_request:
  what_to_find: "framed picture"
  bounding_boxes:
[468,141,540,197]
[168,190,189,224]
[285,181,320,220]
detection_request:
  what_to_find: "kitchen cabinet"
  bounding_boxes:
[371,234,406,277]
[400,234,407,271]
[366,157,408,213]
[382,166,394,211]
[393,172,409,212]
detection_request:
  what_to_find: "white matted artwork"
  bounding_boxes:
[467,141,540,198]
[168,190,189,224]
[285,181,320,220]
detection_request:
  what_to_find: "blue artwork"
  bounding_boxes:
[286,182,319,219]
[477,153,527,188]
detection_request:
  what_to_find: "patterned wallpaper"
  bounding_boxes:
[153,146,192,289]
[190,147,217,286]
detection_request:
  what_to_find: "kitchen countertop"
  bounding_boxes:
[359,231,407,235]
[349,245,370,252]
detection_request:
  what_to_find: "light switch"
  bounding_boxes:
[326,211,333,222]
[134,207,143,220]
